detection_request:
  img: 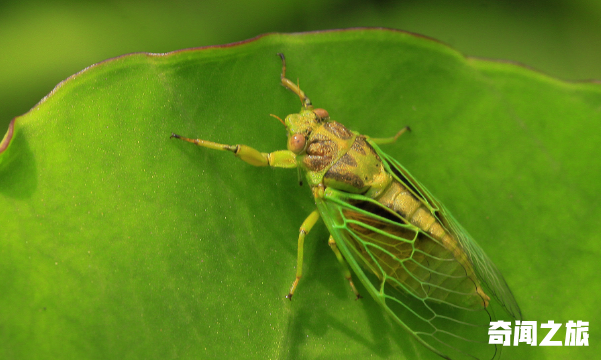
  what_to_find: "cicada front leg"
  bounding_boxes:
[170,133,297,169]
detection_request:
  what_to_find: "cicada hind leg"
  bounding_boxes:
[368,126,411,145]
[328,236,362,300]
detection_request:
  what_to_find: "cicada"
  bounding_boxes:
[171,54,522,360]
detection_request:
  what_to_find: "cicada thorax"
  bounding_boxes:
[301,120,490,310]
[302,121,390,194]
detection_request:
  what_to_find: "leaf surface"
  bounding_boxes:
[1,29,599,360]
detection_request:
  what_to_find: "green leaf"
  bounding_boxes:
[1,29,599,360]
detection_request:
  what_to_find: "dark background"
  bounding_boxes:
[2,0,600,133]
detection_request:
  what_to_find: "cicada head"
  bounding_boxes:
[284,108,330,154]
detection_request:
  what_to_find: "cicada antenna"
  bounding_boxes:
[296,78,303,106]
[269,114,286,127]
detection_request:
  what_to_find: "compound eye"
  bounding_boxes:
[313,108,329,121]
[288,133,306,154]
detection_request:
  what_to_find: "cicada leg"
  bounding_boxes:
[368,126,411,145]
[287,209,320,300]
[170,133,297,169]
[277,53,313,110]
[328,236,362,300]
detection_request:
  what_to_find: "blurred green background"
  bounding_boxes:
[1,0,601,134]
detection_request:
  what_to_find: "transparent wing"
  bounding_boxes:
[373,141,522,321]
[314,141,521,360]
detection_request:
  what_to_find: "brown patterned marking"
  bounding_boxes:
[303,139,337,172]
[363,138,381,160]
[310,132,330,142]
[351,137,367,155]
[338,153,357,167]
[306,140,335,157]
[323,121,353,140]
[325,162,365,189]
[304,155,332,172]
